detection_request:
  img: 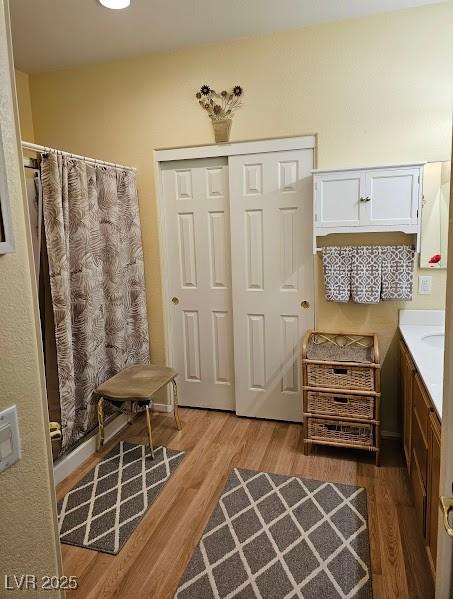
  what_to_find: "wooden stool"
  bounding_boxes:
[95,365,182,459]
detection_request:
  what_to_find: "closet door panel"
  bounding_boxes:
[162,158,235,410]
[229,149,315,421]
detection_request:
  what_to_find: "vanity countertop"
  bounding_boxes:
[399,310,444,419]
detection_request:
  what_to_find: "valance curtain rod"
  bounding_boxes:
[21,140,136,173]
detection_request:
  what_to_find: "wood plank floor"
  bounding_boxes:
[57,408,434,599]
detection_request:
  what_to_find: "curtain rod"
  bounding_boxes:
[21,140,136,173]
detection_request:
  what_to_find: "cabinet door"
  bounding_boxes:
[410,449,427,539]
[315,171,365,229]
[400,340,415,470]
[427,412,441,574]
[364,168,420,227]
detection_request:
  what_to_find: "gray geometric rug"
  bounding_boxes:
[58,441,185,555]
[175,468,372,598]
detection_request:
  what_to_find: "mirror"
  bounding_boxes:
[420,161,451,269]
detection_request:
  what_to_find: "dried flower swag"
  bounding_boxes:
[196,84,243,122]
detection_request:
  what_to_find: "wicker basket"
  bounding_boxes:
[306,333,375,364]
[306,390,374,420]
[307,417,374,447]
[306,363,375,391]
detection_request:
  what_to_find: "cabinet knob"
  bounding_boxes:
[171,297,179,305]
[301,300,310,309]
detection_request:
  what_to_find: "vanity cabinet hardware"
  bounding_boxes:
[171,297,179,305]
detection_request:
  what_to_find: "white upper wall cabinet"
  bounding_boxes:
[313,163,424,247]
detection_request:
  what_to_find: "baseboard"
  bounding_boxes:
[381,430,401,439]
[153,402,172,413]
[53,413,129,485]
[53,403,172,485]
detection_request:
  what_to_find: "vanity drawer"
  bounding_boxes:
[410,449,427,538]
[412,408,428,488]
[413,373,431,442]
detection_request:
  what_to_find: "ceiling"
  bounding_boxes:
[11,0,448,73]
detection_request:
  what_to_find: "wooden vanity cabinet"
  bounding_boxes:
[399,338,441,579]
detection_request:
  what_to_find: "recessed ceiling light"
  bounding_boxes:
[98,0,130,9]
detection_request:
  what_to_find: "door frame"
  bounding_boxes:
[153,135,317,406]
[435,130,453,598]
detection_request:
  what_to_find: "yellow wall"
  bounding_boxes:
[14,69,34,142]
[22,3,453,432]
[0,0,62,593]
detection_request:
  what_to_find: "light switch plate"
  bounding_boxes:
[418,275,432,295]
[0,405,21,473]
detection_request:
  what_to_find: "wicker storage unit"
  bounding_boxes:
[302,331,381,465]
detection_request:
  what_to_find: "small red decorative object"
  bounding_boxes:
[428,254,441,264]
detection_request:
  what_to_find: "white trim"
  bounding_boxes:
[53,414,129,485]
[0,122,15,254]
[53,403,172,485]
[315,224,418,236]
[153,402,172,413]
[312,162,425,174]
[154,135,316,162]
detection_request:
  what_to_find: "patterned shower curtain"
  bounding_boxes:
[41,154,150,450]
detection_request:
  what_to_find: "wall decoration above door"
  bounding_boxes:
[196,84,243,143]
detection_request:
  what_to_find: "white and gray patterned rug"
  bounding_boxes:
[175,468,372,599]
[58,441,185,555]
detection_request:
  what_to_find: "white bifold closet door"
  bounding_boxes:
[229,149,314,421]
[161,158,235,410]
[161,148,314,421]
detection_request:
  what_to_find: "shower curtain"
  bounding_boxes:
[41,153,150,451]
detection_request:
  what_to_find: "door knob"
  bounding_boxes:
[171,297,179,305]
[301,300,310,309]
[440,496,453,537]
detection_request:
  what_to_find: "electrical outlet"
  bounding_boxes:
[418,275,432,295]
[0,405,21,473]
